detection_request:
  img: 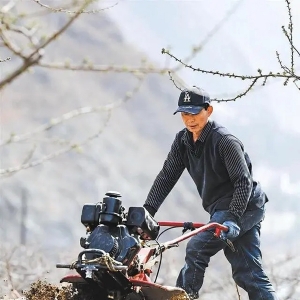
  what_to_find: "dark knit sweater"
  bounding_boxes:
[144,120,265,221]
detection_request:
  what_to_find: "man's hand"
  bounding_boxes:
[221,220,240,240]
[143,204,157,218]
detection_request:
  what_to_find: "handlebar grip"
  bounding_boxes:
[56,264,72,269]
[158,221,205,228]
[161,222,229,247]
[214,225,228,237]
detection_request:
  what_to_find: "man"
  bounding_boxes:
[143,86,278,300]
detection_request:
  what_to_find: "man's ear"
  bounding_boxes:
[207,105,213,116]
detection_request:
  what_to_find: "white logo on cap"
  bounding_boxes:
[183,91,191,102]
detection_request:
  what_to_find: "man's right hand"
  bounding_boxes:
[143,204,157,217]
[221,220,240,239]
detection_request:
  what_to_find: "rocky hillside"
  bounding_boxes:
[0,5,206,256]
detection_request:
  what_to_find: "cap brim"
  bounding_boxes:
[173,106,204,115]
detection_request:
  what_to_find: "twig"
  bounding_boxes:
[1,103,127,146]
[32,0,118,14]
[173,0,245,72]
[168,71,183,91]
[0,115,112,176]
[0,0,16,13]
[7,23,40,47]
[286,0,294,72]
[0,75,144,176]
[163,49,297,81]
[0,57,11,62]
[0,0,93,90]
[38,61,170,74]
[4,247,18,293]
[28,0,93,60]
[162,0,299,99]
[235,283,241,300]
[168,68,259,102]
[0,31,26,59]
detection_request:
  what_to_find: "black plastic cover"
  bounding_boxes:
[81,203,102,228]
[126,207,160,240]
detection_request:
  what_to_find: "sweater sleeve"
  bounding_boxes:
[219,135,253,220]
[144,133,186,213]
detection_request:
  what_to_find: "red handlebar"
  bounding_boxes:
[158,221,206,228]
[158,222,228,248]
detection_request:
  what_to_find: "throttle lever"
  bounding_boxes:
[216,235,236,252]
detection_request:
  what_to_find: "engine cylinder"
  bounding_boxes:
[100,196,122,225]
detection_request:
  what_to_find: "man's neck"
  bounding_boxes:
[192,121,209,142]
[192,132,201,143]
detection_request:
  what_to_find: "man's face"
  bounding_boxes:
[181,106,213,136]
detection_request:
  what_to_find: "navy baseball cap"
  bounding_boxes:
[173,86,211,115]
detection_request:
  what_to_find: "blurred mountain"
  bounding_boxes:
[108,0,300,254]
[0,2,299,289]
[0,8,206,255]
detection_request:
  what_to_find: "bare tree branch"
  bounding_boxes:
[284,0,297,71]
[0,75,144,176]
[0,244,52,298]
[173,0,246,72]
[168,71,183,91]
[0,0,171,91]
[32,0,119,14]
[6,23,40,47]
[162,0,299,101]
[38,60,170,74]
[0,28,27,59]
[0,57,11,62]
[0,104,114,147]
[0,0,16,14]
[0,0,171,178]
[163,48,298,81]
[0,0,94,90]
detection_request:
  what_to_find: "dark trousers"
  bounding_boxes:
[176,207,278,300]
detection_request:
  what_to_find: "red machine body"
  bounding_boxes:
[59,221,227,300]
